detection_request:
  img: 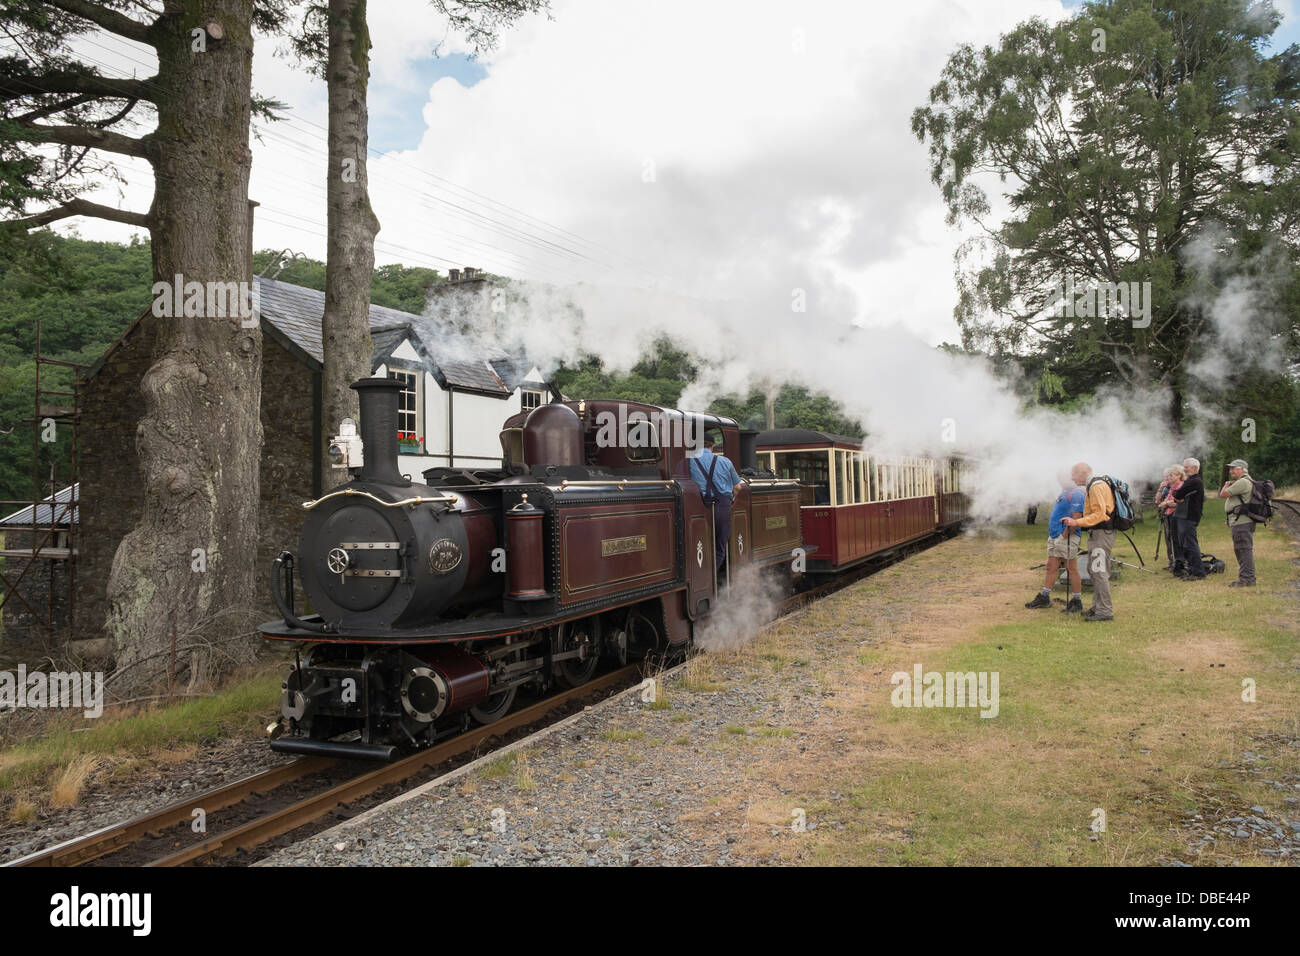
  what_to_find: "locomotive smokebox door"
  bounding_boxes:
[312,506,402,612]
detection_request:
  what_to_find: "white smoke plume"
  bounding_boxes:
[480,275,1191,522]
[693,564,784,653]
[387,0,1295,521]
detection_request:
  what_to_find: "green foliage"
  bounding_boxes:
[551,337,697,407]
[551,339,863,435]
[0,232,152,505]
[1205,374,1300,487]
[912,0,1300,425]
[0,235,443,506]
[252,251,441,315]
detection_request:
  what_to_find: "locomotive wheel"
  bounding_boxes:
[557,617,602,689]
[625,609,663,660]
[469,685,517,724]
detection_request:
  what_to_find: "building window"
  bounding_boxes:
[521,388,544,412]
[388,369,418,438]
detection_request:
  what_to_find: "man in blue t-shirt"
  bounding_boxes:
[1026,473,1085,614]
[689,435,743,571]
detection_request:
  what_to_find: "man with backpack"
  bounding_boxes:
[1025,470,1084,614]
[689,434,743,572]
[1061,462,1117,622]
[1170,457,1206,581]
[1218,459,1264,588]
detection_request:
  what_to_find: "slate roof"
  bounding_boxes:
[754,427,864,449]
[256,277,416,367]
[85,277,549,399]
[0,483,78,527]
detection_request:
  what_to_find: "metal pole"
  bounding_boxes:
[709,501,717,598]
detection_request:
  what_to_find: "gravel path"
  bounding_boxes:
[1176,738,1300,862]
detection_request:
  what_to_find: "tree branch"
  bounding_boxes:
[15,121,152,159]
[4,198,149,229]
[0,69,154,103]
[44,0,153,44]
[13,92,96,123]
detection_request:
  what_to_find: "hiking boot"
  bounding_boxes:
[1025,593,1052,609]
[1082,610,1113,622]
[1061,597,1083,614]
[1228,581,1255,588]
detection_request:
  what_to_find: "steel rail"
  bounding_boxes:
[147,664,642,866]
[8,757,335,867]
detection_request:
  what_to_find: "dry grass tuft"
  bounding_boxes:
[8,799,38,823]
[50,754,99,808]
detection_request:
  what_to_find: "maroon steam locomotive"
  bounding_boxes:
[262,378,966,759]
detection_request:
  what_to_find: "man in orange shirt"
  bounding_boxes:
[1062,461,1116,622]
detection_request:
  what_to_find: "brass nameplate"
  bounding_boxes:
[765,515,788,530]
[601,535,647,557]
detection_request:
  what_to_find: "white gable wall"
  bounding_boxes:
[373,351,536,479]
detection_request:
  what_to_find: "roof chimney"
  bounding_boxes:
[448,269,461,282]
[463,267,477,279]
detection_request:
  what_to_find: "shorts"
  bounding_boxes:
[1047,532,1081,559]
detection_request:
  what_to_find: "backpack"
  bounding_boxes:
[1201,554,1226,575]
[1230,479,1275,524]
[1087,475,1137,531]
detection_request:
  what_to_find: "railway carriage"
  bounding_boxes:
[755,428,968,573]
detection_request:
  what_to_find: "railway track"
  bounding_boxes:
[8,664,643,868]
[8,526,957,868]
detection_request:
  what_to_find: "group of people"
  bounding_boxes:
[1155,457,1258,587]
[1154,457,1208,580]
[1025,461,1116,622]
[1026,458,1260,623]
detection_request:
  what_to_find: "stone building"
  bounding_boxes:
[69,275,554,647]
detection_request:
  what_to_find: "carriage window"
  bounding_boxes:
[772,451,830,503]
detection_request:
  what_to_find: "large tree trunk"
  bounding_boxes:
[106,2,262,694]
[320,0,379,480]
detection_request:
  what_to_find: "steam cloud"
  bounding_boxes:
[395,0,1292,521]
[455,273,1217,521]
[693,564,784,653]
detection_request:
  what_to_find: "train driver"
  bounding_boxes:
[690,434,743,571]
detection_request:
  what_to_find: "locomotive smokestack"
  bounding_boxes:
[352,378,409,485]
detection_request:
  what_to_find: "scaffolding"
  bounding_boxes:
[0,319,86,644]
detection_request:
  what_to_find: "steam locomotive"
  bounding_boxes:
[262,378,965,759]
